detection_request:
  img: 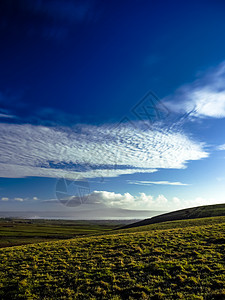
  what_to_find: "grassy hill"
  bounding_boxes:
[1,216,225,299]
[121,203,225,229]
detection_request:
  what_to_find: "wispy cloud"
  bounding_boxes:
[0,196,39,202]
[217,144,225,151]
[127,180,189,186]
[164,61,225,118]
[14,197,24,202]
[1,197,9,201]
[0,111,16,119]
[0,121,208,179]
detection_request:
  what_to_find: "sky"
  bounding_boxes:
[1,0,225,219]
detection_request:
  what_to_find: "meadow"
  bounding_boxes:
[1,216,225,299]
[0,219,128,248]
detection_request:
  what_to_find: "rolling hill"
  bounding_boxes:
[1,216,225,299]
[120,203,225,229]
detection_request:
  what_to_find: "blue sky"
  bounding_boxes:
[1,0,225,218]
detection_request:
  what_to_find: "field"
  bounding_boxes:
[1,216,225,299]
[0,219,131,248]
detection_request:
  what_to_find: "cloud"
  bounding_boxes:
[181,197,222,209]
[217,144,225,151]
[1,197,9,201]
[1,196,39,202]
[0,113,16,119]
[89,192,221,211]
[14,197,24,202]
[0,121,208,179]
[53,190,221,211]
[127,180,189,186]
[80,190,169,210]
[164,61,225,118]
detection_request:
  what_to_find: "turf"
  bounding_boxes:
[1,216,225,299]
[0,219,131,248]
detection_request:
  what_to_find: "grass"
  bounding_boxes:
[1,216,225,299]
[0,219,129,248]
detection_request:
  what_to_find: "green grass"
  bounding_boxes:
[0,219,128,248]
[1,216,225,299]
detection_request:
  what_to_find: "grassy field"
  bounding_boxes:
[0,219,132,248]
[1,216,225,299]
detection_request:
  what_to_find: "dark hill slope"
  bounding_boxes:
[121,203,225,229]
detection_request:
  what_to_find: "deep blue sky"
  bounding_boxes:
[1,0,225,218]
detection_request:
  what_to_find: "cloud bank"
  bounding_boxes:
[57,190,220,211]
[165,61,225,118]
[0,121,208,179]
[85,191,168,210]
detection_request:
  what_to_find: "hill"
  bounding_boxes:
[120,203,225,229]
[1,216,225,299]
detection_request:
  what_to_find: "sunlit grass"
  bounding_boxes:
[1,216,225,299]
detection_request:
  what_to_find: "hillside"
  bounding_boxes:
[121,203,225,229]
[1,216,225,299]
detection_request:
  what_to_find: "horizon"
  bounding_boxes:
[1,0,225,219]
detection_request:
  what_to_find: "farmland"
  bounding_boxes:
[1,216,225,299]
[0,219,131,248]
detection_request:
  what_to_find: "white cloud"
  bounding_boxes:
[0,121,208,179]
[165,61,225,118]
[181,197,221,208]
[85,190,167,210]
[60,190,221,211]
[127,180,189,186]
[217,144,225,151]
[1,197,9,201]
[14,197,24,202]
[33,197,38,200]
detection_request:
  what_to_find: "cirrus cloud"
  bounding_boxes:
[127,180,189,186]
[164,61,225,118]
[0,121,208,179]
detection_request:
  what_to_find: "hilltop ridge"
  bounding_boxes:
[120,203,225,229]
